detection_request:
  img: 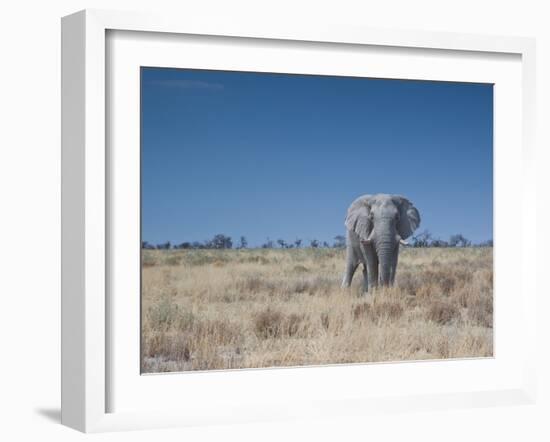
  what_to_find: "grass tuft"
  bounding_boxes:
[426,301,461,325]
[254,308,284,339]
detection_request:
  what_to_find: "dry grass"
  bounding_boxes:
[141,247,493,373]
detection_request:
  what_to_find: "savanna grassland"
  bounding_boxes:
[141,247,493,373]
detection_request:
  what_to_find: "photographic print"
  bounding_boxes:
[140,68,493,373]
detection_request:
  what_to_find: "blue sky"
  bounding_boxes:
[141,67,493,247]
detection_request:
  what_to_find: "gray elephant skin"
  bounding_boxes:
[342,194,420,292]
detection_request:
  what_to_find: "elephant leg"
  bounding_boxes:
[389,247,399,286]
[360,242,378,293]
[367,250,379,289]
[341,247,358,288]
[362,265,369,292]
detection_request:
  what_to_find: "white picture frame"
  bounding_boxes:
[61,9,537,433]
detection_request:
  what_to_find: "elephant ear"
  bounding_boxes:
[393,196,420,240]
[345,195,373,241]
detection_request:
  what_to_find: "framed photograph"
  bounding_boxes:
[61,9,537,432]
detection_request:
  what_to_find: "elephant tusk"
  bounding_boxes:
[361,230,375,245]
[396,234,409,246]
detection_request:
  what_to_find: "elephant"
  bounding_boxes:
[341,194,420,292]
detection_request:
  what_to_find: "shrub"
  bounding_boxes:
[290,279,309,294]
[194,319,241,345]
[177,311,196,331]
[361,301,404,323]
[467,297,493,328]
[142,252,157,267]
[242,255,270,264]
[184,253,218,266]
[254,309,283,339]
[397,271,420,296]
[292,276,335,295]
[352,302,370,320]
[285,313,304,337]
[423,270,456,295]
[147,297,179,329]
[454,288,471,308]
[320,312,330,330]
[236,276,268,293]
[436,338,450,358]
[165,255,181,266]
[369,301,404,321]
[427,301,460,325]
[254,310,305,339]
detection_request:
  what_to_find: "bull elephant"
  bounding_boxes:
[341,194,420,292]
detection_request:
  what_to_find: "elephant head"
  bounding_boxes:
[343,194,420,289]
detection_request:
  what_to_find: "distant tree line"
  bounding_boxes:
[142,232,492,250]
[142,234,348,250]
[410,230,492,248]
[142,234,234,250]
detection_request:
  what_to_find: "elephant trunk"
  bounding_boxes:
[374,230,397,286]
